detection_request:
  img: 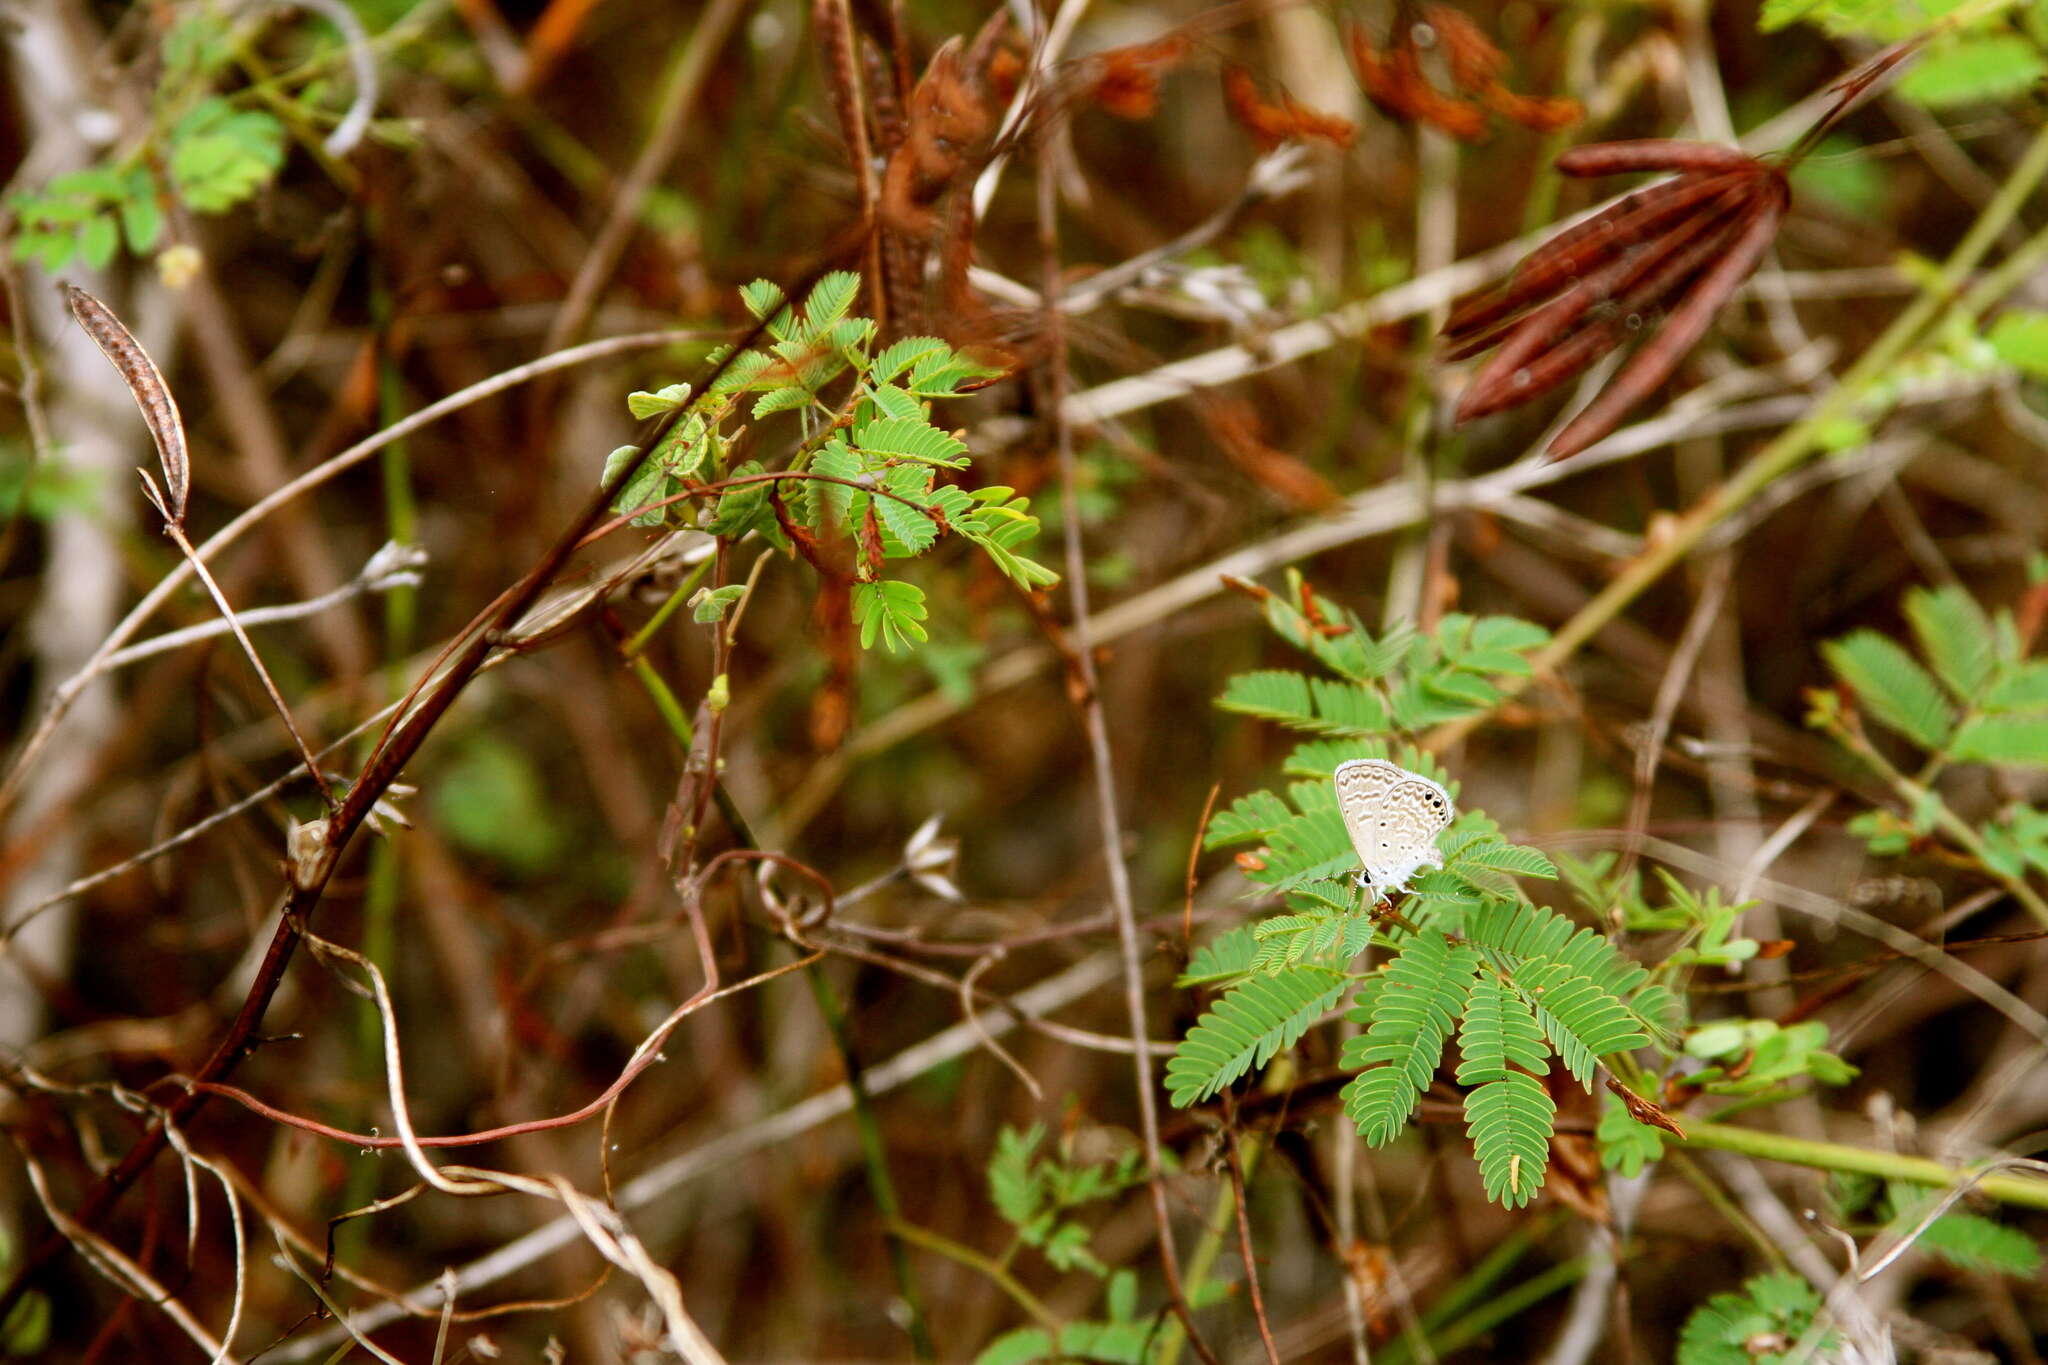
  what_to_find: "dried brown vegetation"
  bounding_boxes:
[2,1,2046,1361]
[1445,139,1791,461]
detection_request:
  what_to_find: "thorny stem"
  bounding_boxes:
[1037,125,1212,1361]
[1427,120,2048,751]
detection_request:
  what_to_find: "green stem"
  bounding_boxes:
[628,655,696,749]
[806,969,936,1359]
[883,1217,1060,1333]
[1676,1117,2048,1211]
[1378,1259,1587,1365]
[1403,1211,1559,1345]
[625,555,714,660]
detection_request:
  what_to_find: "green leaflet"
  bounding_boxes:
[1164,965,1347,1106]
[1338,934,1478,1144]
[1821,630,1954,749]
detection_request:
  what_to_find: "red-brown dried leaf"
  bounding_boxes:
[858,501,886,581]
[1456,183,1754,421]
[1605,1076,1687,1138]
[1546,175,1787,461]
[1422,4,1504,93]
[1347,27,1487,141]
[1085,34,1189,120]
[1222,65,1355,151]
[1554,138,1756,178]
[879,39,991,239]
[1480,84,1581,134]
[1350,10,1574,142]
[1201,395,1340,509]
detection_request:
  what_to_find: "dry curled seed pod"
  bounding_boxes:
[1443,140,1789,462]
[63,283,190,527]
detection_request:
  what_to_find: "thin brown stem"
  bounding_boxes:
[1036,123,1214,1364]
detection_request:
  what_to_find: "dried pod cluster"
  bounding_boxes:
[1444,139,1790,462]
[1347,4,1581,142]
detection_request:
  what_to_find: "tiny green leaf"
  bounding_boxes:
[690,584,747,623]
[1821,630,1954,749]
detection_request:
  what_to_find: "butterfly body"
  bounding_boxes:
[1333,758,1455,900]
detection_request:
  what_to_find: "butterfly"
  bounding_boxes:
[1333,758,1454,901]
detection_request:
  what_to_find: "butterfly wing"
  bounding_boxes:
[1334,760,1456,891]
[1333,759,1405,868]
[1387,777,1455,872]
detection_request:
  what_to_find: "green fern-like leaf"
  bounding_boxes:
[1914,1211,2043,1275]
[864,383,927,423]
[1450,839,1558,882]
[1461,1072,1553,1208]
[852,580,929,652]
[875,465,939,555]
[738,279,789,330]
[854,416,968,467]
[1252,911,1375,970]
[1215,671,1313,726]
[1984,660,2048,711]
[988,1124,1047,1227]
[1236,785,1357,891]
[1203,790,1294,848]
[1512,959,1648,1086]
[1213,671,1388,735]
[1949,715,2048,767]
[907,346,1008,397]
[1463,901,1649,1006]
[1822,629,1954,749]
[1339,934,1478,1144]
[801,270,860,331]
[811,439,864,527]
[753,385,813,418]
[1455,978,1553,1207]
[1899,32,2047,108]
[1178,925,1261,987]
[1309,679,1389,735]
[1904,585,1996,701]
[1164,965,1346,1106]
[1676,1271,1829,1365]
[871,336,949,384]
[1456,976,1549,1081]
[1282,738,1383,778]
[169,99,285,213]
[1887,1188,2045,1276]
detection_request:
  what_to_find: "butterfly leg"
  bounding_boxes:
[1353,869,1390,904]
